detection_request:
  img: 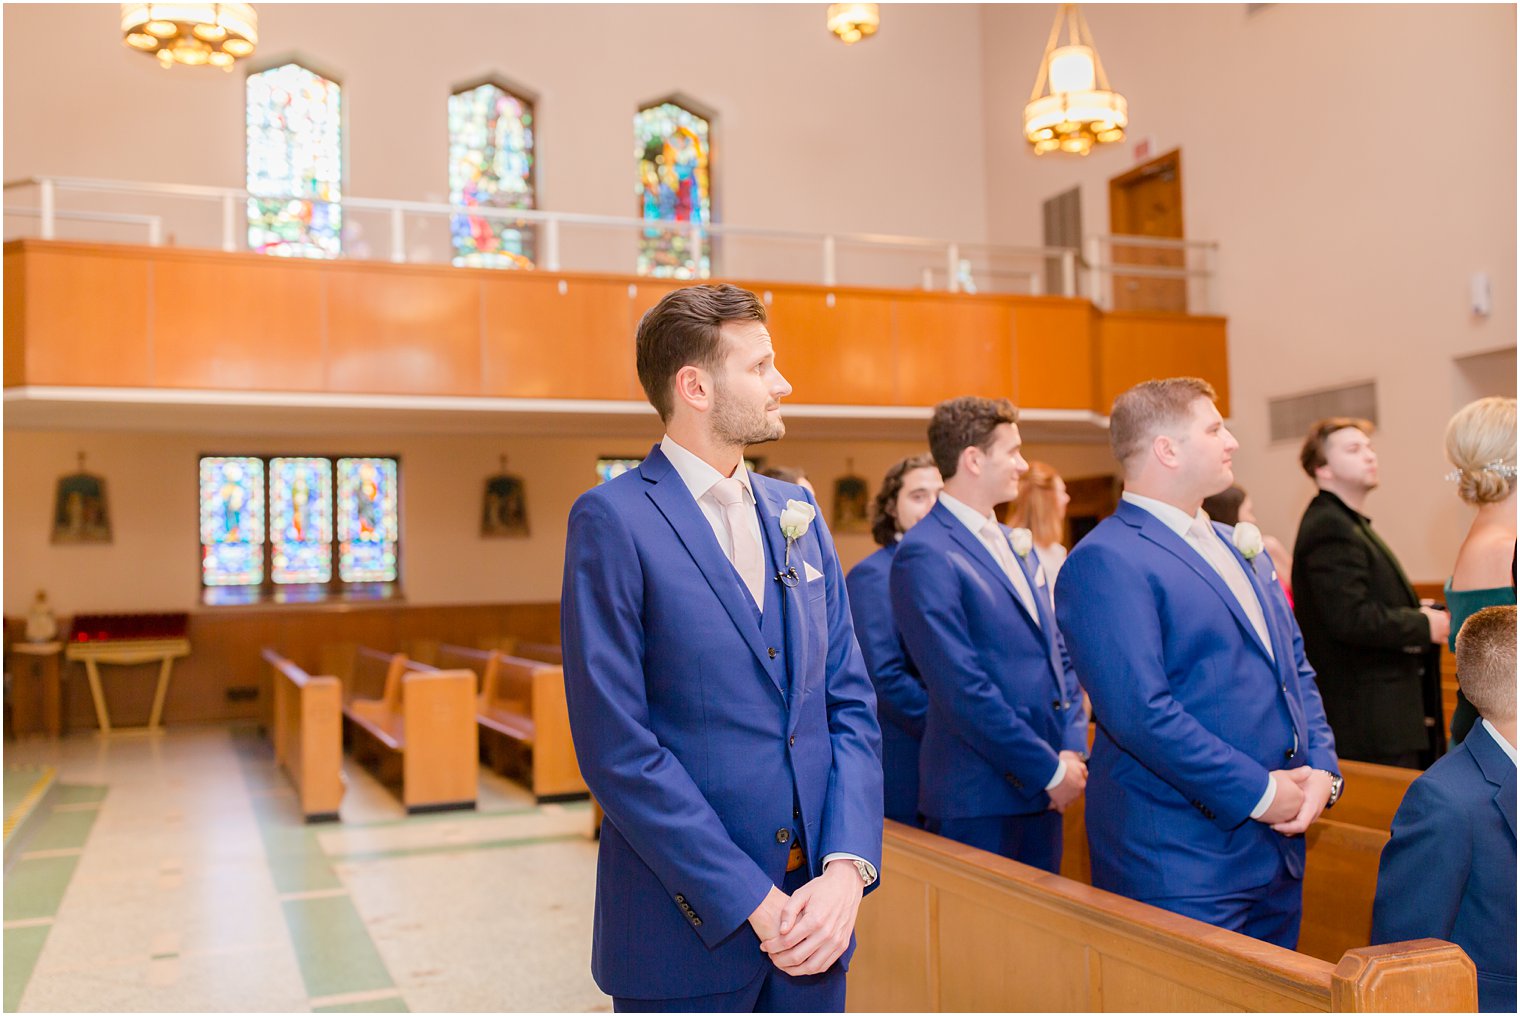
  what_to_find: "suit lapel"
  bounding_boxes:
[1120,501,1275,665]
[1468,727,1518,840]
[754,479,810,720]
[936,507,1044,641]
[1357,518,1419,606]
[640,449,775,682]
[1017,547,1066,681]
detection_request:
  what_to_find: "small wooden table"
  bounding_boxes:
[64,638,190,734]
[9,641,63,738]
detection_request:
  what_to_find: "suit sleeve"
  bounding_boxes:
[891,539,1062,795]
[560,492,775,946]
[1371,775,1468,945]
[846,560,928,739]
[1054,541,1272,829]
[1056,628,1091,755]
[808,497,885,885]
[1294,515,1431,650]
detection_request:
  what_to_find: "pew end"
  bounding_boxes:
[261,647,344,823]
[1331,940,1478,1012]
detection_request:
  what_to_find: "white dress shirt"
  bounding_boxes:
[1483,719,1517,764]
[938,492,1067,791]
[659,435,876,884]
[1120,490,1285,820]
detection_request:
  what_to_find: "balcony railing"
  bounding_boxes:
[3,175,1216,310]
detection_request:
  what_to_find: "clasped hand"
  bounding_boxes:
[1257,766,1333,835]
[1046,749,1088,813]
[748,861,862,976]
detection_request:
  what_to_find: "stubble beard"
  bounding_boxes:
[711,381,785,448]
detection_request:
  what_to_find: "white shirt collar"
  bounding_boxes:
[1482,718,1518,764]
[1122,490,1208,539]
[660,434,754,506]
[938,491,997,537]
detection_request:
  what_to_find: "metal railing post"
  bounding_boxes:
[221,193,236,252]
[1028,270,1043,297]
[390,206,405,263]
[148,217,163,247]
[946,243,960,293]
[1060,248,1076,298]
[544,216,561,271]
[39,179,55,240]
[823,235,837,287]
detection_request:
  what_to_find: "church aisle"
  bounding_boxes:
[3,726,609,1012]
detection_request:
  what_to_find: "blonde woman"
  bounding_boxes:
[1444,395,1518,744]
[1005,461,1071,583]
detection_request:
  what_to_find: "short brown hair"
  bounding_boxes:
[1006,461,1064,546]
[1455,604,1517,722]
[928,397,1018,480]
[1109,378,1218,468]
[870,453,936,547]
[1299,417,1375,479]
[1201,485,1247,526]
[636,284,767,422]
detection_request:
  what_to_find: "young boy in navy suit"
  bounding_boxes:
[1372,604,1516,1012]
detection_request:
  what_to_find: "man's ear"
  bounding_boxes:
[673,364,710,414]
[958,445,981,479]
[1151,433,1179,470]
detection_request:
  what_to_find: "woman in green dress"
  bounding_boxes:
[1443,396,1517,744]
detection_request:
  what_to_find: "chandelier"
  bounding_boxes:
[121,3,258,70]
[1024,4,1126,156]
[827,3,879,45]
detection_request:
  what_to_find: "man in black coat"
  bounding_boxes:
[1292,418,1450,767]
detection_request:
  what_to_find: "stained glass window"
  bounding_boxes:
[247,63,343,258]
[199,458,265,586]
[337,458,399,582]
[635,101,712,279]
[270,457,333,584]
[449,81,536,269]
[596,458,644,485]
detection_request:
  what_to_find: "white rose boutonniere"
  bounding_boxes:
[776,499,816,587]
[1008,527,1034,558]
[1232,522,1264,560]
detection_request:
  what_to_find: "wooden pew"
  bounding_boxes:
[323,643,479,814]
[511,640,563,666]
[475,650,587,802]
[261,647,344,822]
[850,821,1477,1012]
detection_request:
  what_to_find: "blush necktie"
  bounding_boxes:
[1186,514,1273,658]
[709,477,765,610]
[980,519,1040,625]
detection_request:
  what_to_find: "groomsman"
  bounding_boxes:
[890,396,1088,872]
[1056,378,1340,948]
[561,284,883,1012]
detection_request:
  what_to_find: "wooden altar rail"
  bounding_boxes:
[262,647,344,822]
[848,822,1477,1012]
[2,239,1230,415]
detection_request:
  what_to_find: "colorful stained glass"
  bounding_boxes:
[337,458,398,582]
[270,457,333,584]
[449,82,536,269]
[596,458,643,485]
[247,63,343,258]
[635,102,712,279]
[199,457,265,586]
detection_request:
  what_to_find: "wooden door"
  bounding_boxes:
[1064,473,1120,547]
[1109,149,1186,313]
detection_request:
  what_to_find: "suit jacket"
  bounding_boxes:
[889,500,1087,821]
[1292,491,1433,759]
[846,543,928,825]
[1372,726,1517,1012]
[560,445,884,1000]
[1054,500,1339,900]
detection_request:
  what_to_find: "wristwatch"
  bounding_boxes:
[1325,772,1345,808]
[851,859,877,887]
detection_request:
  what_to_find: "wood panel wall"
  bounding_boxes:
[3,240,1229,414]
[8,601,560,731]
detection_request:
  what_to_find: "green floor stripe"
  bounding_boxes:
[282,896,397,1001]
[251,797,344,895]
[21,810,98,853]
[327,831,585,864]
[313,996,410,1013]
[49,784,107,806]
[3,924,51,1013]
[4,856,81,923]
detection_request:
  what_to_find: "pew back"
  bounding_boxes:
[261,647,343,821]
[478,653,586,800]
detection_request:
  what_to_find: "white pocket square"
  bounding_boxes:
[804,561,825,583]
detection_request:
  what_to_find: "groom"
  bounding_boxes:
[560,284,883,1012]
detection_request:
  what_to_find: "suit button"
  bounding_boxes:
[776,828,791,844]
[1284,748,1294,760]
[693,918,703,927]
[789,735,796,746]
[793,807,801,819]
[1052,700,1061,710]
[768,647,778,659]
[675,894,685,903]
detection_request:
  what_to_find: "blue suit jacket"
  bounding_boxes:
[846,543,927,824]
[1054,500,1339,900]
[889,501,1087,820]
[1372,726,1517,1013]
[560,445,884,1000]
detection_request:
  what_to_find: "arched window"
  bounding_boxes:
[448,79,537,268]
[246,62,342,258]
[635,99,712,279]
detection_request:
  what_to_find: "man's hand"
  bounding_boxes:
[1270,769,1334,836]
[748,885,789,942]
[758,860,862,975]
[1420,605,1451,645]
[1046,754,1088,813]
[1255,767,1310,825]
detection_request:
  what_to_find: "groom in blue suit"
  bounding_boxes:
[890,396,1089,872]
[561,284,883,1012]
[1055,378,1341,949]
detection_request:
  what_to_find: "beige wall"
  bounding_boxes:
[980,3,1516,579]
[3,426,1118,617]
